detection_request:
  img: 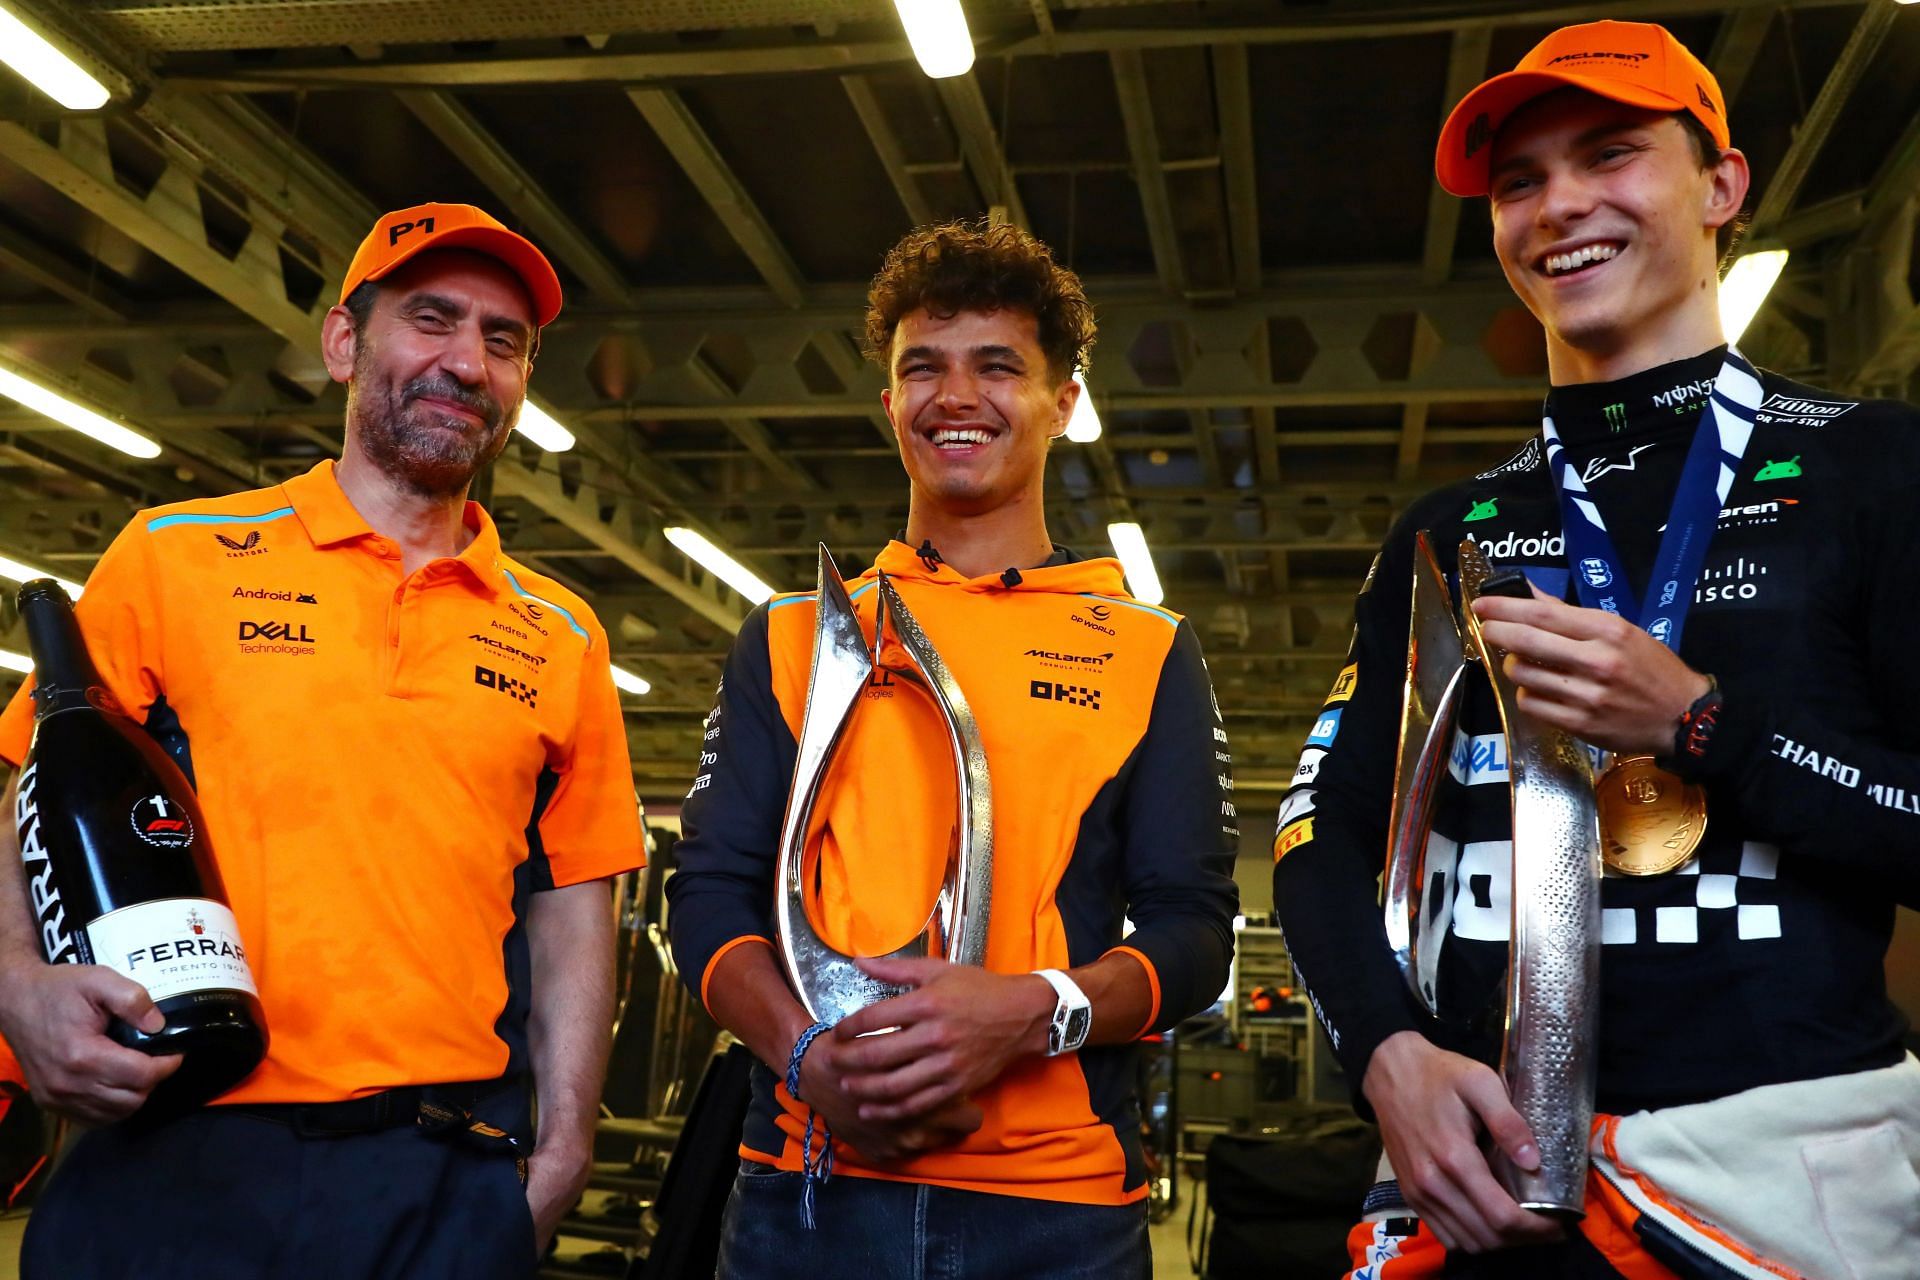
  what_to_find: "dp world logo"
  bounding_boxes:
[1579,558,1613,588]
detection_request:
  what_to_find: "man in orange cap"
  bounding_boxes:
[0,203,643,1277]
[1274,21,1920,1278]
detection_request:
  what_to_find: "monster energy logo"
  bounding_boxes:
[1603,402,1627,432]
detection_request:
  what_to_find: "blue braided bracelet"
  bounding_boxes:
[785,1019,835,1229]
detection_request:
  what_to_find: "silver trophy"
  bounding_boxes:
[1384,533,1601,1217]
[773,546,995,1024]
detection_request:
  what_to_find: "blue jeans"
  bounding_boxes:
[715,1159,1150,1279]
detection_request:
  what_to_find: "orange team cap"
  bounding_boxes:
[338,202,563,326]
[1435,21,1730,198]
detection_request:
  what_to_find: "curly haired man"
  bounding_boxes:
[665,220,1240,1277]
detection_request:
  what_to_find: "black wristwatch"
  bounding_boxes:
[1669,674,1723,769]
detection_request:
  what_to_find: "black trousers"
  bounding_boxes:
[20,1104,536,1280]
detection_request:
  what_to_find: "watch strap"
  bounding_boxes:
[1034,967,1092,1057]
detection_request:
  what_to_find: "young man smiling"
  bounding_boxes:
[1272,22,1920,1279]
[0,203,643,1278]
[667,220,1238,1277]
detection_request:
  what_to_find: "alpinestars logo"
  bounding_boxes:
[215,531,267,558]
[475,664,538,708]
[1030,680,1100,710]
[1581,442,1655,484]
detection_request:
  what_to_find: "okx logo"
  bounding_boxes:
[1030,679,1100,710]
[476,664,539,708]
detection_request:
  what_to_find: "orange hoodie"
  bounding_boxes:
[669,540,1238,1205]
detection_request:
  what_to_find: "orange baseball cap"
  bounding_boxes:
[1435,21,1729,198]
[338,202,564,326]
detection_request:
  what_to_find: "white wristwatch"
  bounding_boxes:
[1033,968,1092,1057]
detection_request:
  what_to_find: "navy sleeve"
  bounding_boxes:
[1680,483,1920,895]
[1271,506,1431,1090]
[1116,620,1241,1032]
[664,605,797,1005]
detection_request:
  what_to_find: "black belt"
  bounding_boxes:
[232,1077,518,1140]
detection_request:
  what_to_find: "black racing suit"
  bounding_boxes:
[1275,346,1920,1138]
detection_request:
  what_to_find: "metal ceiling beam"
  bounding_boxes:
[625,87,807,309]
[0,117,325,347]
[156,0,1863,92]
[1422,26,1491,287]
[1111,49,1186,296]
[1706,7,1774,108]
[0,17,765,643]
[935,74,1030,229]
[1749,2,1900,238]
[491,456,747,632]
[840,75,938,228]
[395,90,633,305]
[1210,44,1261,297]
[0,277,1551,425]
[0,222,130,321]
[682,358,822,493]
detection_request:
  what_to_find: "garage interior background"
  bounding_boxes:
[0,0,1918,1221]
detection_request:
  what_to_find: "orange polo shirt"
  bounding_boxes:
[0,460,643,1104]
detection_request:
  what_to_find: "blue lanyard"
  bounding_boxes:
[1540,350,1763,653]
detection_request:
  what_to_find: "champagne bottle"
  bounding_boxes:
[12,579,267,1117]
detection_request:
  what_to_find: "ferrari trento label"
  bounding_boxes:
[86,898,258,1001]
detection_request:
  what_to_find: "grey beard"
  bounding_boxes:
[346,376,514,500]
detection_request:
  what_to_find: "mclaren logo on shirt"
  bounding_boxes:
[469,633,547,672]
[1027,648,1112,671]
